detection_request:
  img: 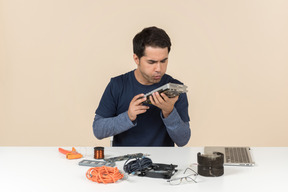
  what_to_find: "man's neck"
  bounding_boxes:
[134,69,152,85]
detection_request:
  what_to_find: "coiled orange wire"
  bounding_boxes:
[86,166,124,184]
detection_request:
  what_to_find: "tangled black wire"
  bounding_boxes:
[123,157,153,174]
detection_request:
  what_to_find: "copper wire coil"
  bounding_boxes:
[94,147,104,159]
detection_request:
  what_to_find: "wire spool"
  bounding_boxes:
[197,152,224,177]
[94,147,104,159]
[86,166,124,183]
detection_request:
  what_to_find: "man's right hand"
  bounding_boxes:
[127,94,149,121]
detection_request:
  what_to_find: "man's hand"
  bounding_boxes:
[128,94,149,121]
[149,92,178,118]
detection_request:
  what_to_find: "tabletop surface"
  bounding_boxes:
[1,147,288,192]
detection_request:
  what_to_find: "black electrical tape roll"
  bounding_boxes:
[197,152,224,177]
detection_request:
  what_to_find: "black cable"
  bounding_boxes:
[123,157,153,174]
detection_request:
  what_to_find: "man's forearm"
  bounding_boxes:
[92,112,135,139]
[162,108,191,146]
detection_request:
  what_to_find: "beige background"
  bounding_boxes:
[1,0,287,147]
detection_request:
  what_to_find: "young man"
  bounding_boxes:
[93,26,190,146]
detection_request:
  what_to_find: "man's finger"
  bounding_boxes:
[131,93,146,104]
[153,92,164,103]
[135,106,149,114]
[135,96,147,105]
[132,93,145,101]
[160,93,168,100]
[161,93,179,103]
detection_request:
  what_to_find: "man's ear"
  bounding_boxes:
[133,54,140,65]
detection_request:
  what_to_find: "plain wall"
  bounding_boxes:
[1,0,288,147]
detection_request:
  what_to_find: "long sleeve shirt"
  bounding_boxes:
[93,107,190,146]
[93,70,191,146]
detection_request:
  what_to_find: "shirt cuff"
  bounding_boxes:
[161,108,181,127]
[124,111,137,126]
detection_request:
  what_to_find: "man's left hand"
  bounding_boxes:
[149,92,179,118]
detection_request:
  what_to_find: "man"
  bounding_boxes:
[93,26,190,146]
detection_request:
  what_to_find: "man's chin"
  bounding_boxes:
[151,79,161,84]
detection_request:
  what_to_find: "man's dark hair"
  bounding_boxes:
[133,26,172,59]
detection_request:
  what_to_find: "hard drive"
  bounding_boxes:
[142,83,188,104]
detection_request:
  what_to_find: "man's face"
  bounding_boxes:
[134,46,169,85]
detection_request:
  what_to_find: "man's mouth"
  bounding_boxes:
[153,76,161,80]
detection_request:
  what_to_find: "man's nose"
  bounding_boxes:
[154,62,161,72]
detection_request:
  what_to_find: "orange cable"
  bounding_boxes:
[86,166,124,184]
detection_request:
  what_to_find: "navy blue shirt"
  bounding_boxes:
[95,70,190,146]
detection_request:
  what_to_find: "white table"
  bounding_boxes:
[0,147,287,192]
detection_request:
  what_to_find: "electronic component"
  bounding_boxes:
[79,159,115,167]
[94,146,104,159]
[139,163,178,179]
[142,83,188,104]
[123,157,178,179]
